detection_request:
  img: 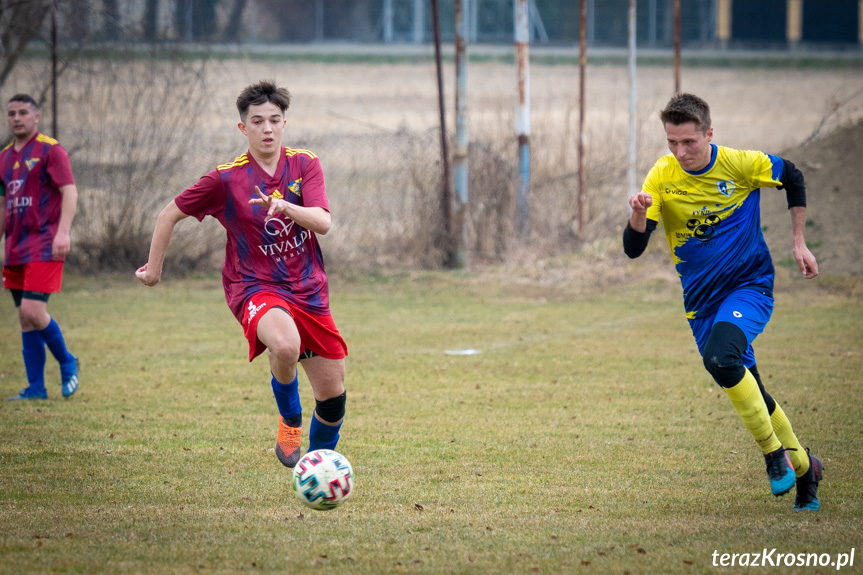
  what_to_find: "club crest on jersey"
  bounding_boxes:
[25,158,40,171]
[287,178,302,197]
[716,180,737,197]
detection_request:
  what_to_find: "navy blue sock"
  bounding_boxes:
[309,413,341,452]
[38,318,76,375]
[21,331,46,391]
[271,373,302,425]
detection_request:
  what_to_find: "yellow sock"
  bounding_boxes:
[770,404,810,477]
[724,369,782,454]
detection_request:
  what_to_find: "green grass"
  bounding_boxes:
[1,271,861,574]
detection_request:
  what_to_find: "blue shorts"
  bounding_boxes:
[688,288,774,370]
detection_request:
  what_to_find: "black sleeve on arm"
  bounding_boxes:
[778,158,806,209]
[623,219,658,259]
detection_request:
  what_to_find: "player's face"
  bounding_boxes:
[665,121,713,172]
[239,101,286,157]
[7,101,40,142]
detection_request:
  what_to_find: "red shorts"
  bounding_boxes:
[3,262,65,293]
[241,292,348,362]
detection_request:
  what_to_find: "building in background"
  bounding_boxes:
[36,0,863,50]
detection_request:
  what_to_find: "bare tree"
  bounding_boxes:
[219,0,248,43]
[0,0,53,89]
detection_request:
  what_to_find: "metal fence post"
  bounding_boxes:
[383,0,393,43]
[515,0,531,237]
[413,0,424,43]
[453,0,469,268]
[627,0,637,201]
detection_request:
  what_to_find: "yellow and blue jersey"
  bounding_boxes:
[643,144,786,319]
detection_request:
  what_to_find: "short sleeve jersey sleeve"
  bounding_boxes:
[287,150,329,211]
[46,143,75,189]
[174,170,226,221]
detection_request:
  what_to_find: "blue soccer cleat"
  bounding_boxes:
[764,447,796,496]
[8,386,48,401]
[794,449,824,511]
[61,357,79,398]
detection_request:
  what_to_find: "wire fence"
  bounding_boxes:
[5,2,863,275]
[17,0,863,53]
[293,123,628,272]
[1,42,641,275]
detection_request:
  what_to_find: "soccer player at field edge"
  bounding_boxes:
[136,80,347,468]
[623,93,823,511]
[2,94,80,401]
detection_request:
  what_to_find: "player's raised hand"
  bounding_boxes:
[249,186,285,219]
[249,185,270,207]
[629,192,653,214]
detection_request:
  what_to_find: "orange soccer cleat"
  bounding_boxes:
[275,416,303,468]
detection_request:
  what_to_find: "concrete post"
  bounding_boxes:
[717,0,732,49]
[787,0,802,47]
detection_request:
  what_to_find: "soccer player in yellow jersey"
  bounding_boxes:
[623,93,823,511]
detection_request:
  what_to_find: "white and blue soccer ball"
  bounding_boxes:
[292,449,354,510]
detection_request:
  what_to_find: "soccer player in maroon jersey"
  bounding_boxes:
[2,94,80,401]
[136,80,347,468]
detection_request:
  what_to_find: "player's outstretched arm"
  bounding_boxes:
[136,200,189,286]
[249,186,331,235]
[790,206,818,279]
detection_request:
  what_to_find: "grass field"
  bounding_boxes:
[1,265,861,574]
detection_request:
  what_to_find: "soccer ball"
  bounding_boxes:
[292,449,354,510]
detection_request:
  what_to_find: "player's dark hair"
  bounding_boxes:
[660,93,711,133]
[236,80,291,122]
[8,93,38,110]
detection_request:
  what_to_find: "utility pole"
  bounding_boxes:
[431,0,452,262]
[577,0,587,234]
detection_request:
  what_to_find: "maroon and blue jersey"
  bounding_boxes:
[175,146,331,322]
[1,132,75,265]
